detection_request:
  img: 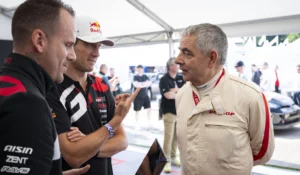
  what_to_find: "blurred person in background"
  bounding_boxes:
[274,65,281,93]
[293,64,300,105]
[133,65,152,131]
[108,68,122,97]
[98,64,110,87]
[234,60,247,81]
[159,57,185,173]
[260,62,274,91]
[251,64,262,86]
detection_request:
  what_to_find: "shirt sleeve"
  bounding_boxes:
[46,89,71,135]
[102,76,111,88]
[159,77,171,95]
[248,92,275,166]
[133,75,138,82]
[0,93,55,175]
[177,75,185,88]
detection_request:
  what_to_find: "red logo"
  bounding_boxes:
[209,110,235,116]
[209,110,217,114]
[90,21,101,33]
[0,76,26,96]
[98,103,107,108]
[96,97,102,102]
[4,58,12,64]
[192,92,200,105]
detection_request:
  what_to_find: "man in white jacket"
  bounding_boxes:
[175,23,275,175]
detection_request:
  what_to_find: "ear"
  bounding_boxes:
[208,50,218,68]
[31,29,48,53]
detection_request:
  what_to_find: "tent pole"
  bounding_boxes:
[168,32,174,58]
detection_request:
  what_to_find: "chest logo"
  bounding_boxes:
[209,110,235,116]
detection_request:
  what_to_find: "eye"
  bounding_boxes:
[65,43,73,48]
[85,43,92,47]
[183,50,192,56]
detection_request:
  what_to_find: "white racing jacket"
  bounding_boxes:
[176,70,275,175]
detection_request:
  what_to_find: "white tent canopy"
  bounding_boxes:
[1,0,300,48]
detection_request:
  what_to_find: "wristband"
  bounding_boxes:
[104,123,114,139]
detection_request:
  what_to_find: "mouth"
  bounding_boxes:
[181,68,188,72]
[181,69,188,75]
[88,59,97,64]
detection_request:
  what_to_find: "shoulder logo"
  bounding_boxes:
[0,76,26,96]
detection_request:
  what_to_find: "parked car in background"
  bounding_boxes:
[265,91,300,129]
[147,73,164,100]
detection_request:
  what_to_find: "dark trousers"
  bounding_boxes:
[275,86,281,93]
[294,92,300,105]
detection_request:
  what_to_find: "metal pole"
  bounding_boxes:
[168,32,174,58]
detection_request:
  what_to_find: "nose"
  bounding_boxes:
[91,47,100,58]
[67,47,76,62]
[175,54,184,66]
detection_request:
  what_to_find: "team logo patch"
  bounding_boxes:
[52,113,56,118]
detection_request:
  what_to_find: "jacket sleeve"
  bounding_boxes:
[248,92,275,166]
[159,77,171,95]
[0,93,55,174]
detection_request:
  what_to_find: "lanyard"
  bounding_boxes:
[192,70,225,106]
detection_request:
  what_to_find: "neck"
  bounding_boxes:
[13,48,38,63]
[65,65,88,90]
[196,69,223,95]
[192,66,223,86]
[168,71,177,78]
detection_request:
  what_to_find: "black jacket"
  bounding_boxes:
[0,53,61,175]
[252,70,262,86]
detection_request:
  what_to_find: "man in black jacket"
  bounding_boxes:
[0,0,89,174]
[159,58,184,173]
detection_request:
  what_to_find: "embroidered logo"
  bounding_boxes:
[209,110,235,116]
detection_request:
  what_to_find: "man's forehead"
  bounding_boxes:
[179,35,196,47]
[59,10,76,36]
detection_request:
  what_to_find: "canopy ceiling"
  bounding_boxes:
[1,0,300,47]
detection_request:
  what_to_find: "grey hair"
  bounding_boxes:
[181,23,228,65]
[166,57,176,71]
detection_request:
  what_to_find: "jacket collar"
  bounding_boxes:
[190,69,227,116]
[60,74,95,89]
[1,53,54,96]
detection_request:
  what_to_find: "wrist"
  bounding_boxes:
[104,123,114,139]
[109,117,122,131]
